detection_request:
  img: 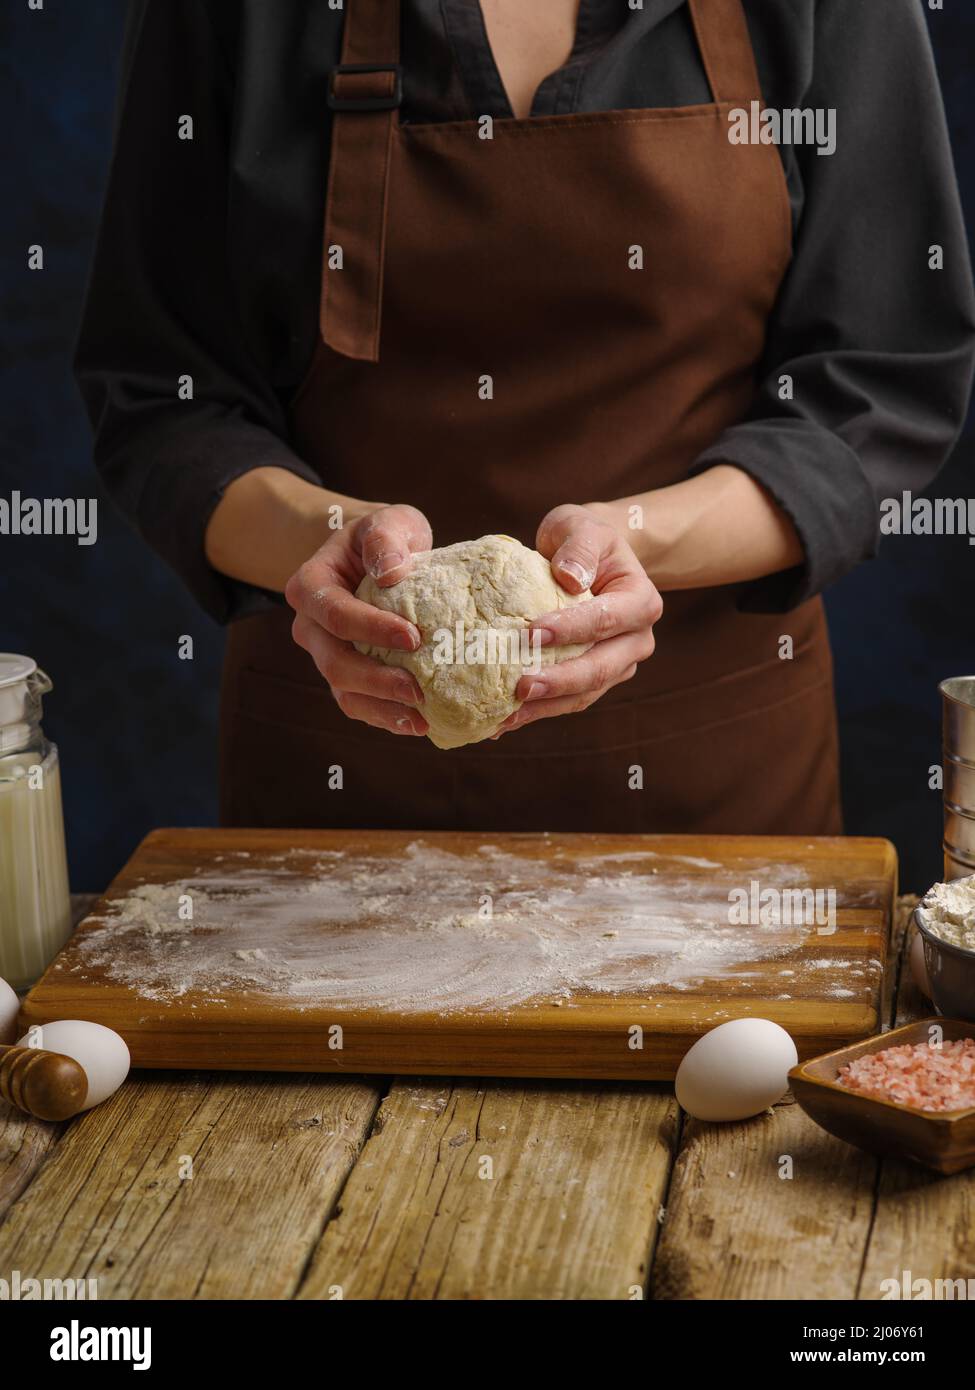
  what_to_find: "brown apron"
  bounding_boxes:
[220,0,842,837]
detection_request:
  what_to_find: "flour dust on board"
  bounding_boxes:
[70,842,871,1015]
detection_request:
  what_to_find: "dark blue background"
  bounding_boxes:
[1,1,972,892]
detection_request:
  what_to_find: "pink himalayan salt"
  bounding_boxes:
[838,1037,975,1113]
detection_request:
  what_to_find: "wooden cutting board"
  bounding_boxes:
[20,828,897,1080]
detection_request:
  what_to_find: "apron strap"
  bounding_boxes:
[688,0,764,104]
[319,0,402,362]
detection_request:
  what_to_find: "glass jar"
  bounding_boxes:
[0,654,72,991]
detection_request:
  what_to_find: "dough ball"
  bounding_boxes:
[355,535,592,749]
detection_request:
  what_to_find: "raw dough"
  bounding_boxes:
[355,535,592,748]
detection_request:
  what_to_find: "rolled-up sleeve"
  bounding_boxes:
[74,0,321,623]
[693,0,975,613]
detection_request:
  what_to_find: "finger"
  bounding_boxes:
[332,689,429,737]
[290,582,420,651]
[357,504,433,586]
[530,576,663,648]
[293,622,425,705]
[514,633,650,703]
[494,666,639,737]
[536,504,617,594]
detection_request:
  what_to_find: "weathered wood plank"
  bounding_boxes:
[650,1097,877,1300]
[648,898,922,1299]
[0,1110,62,1219]
[857,1158,975,1302]
[0,1073,382,1299]
[298,1078,677,1300]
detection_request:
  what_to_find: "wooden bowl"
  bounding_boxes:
[789,1018,975,1174]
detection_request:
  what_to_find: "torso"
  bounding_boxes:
[220,0,842,840]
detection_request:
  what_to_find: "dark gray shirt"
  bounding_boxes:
[75,0,975,621]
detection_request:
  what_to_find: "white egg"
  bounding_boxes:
[910,931,932,999]
[0,976,19,1044]
[16,1020,130,1111]
[676,1018,798,1122]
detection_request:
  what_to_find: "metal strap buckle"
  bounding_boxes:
[328,63,403,113]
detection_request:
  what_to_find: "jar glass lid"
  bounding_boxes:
[0,654,38,690]
[0,655,51,742]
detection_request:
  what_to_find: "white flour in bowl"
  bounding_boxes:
[67,842,843,1014]
[921,875,975,951]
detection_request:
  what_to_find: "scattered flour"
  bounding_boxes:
[65,842,866,1015]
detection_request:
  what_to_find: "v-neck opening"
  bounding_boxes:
[442,0,622,121]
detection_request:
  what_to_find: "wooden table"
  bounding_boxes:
[1,893,970,1300]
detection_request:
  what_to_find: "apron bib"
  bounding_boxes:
[220,0,842,836]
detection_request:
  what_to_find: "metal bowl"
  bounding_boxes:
[915,895,975,1022]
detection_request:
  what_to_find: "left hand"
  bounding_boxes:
[494,503,663,737]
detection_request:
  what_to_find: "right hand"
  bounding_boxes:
[285,504,432,737]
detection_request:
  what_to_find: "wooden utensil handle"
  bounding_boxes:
[0,1044,88,1121]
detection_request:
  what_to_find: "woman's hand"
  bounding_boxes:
[495,503,663,737]
[285,504,432,737]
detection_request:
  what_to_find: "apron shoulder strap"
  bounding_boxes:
[337,0,400,66]
[319,0,402,362]
[688,0,764,104]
